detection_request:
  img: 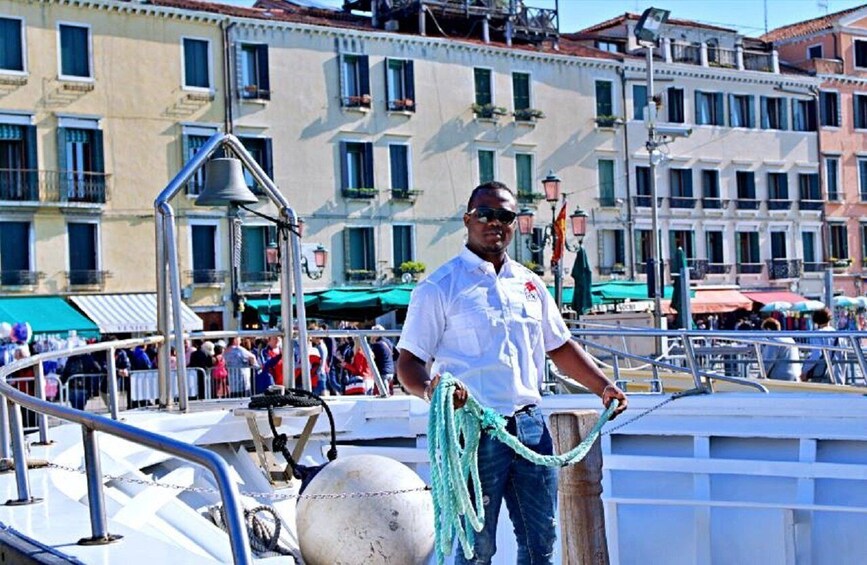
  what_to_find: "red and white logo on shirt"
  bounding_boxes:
[524,281,539,301]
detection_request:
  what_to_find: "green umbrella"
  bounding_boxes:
[570,247,593,316]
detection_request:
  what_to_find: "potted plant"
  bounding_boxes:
[346,93,372,108]
[346,269,376,282]
[522,260,545,276]
[831,257,852,271]
[611,262,626,275]
[391,98,415,111]
[472,103,508,119]
[513,108,546,122]
[398,261,426,280]
[595,115,623,127]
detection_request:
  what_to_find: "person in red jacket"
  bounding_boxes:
[340,337,373,395]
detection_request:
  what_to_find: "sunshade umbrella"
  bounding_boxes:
[833,296,859,309]
[760,301,792,313]
[570,247,593,316]
[791,299,826,313]
[669,247,692,329]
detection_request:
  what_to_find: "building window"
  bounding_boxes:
[238,44,269,100]
[829,223,848,261]
[385,58,415,112]
[59,23,90,79]
[633,84,647,121]
[181,126,219,195]
[802,231,817,267]
[599,229,626,272]
[820,91,840,127]
[669,168,693,208]
[635,165,651,206]
[595,40,621,53]
[667,88,684,123]
[515,153,533,195]
[344,226,375,279]
[807,44,823,59]
[855,39,867,69]
[825,156,840,200]
[595,80,613,117]
[340,54,371,108]
[736,232,761,272]
[798,173,821,208]
[241,225,277,283]
[0,220,32,285]
[706,231,724,266]
[474,68,492,106]
[58,122,105,203]
[478,149,495,184]
[767,172,789,209]
[792,99,817,131]
[855,94,867,129]
[389,144,411,197]
[669,230,695,260]
[859,158,867,201]
[190,224,219,284]
[701,169,720,208]
[340,141,375,196]
[862,224,867,266]
[598,159,615,207]
[771,233,790,265]
[67,221,99,285]
[729,94,754,128]
[0,17,24,72]
[760,96,787,130]
[694,91,723,126]
[635,229,652,267]
[182,37,210,89]
[0,116,38,201]
[238,137,272,194]
[393,224,414,272]
[736,171,757,209]
[512,72,530,111]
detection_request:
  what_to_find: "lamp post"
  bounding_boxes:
[517,171,587,307]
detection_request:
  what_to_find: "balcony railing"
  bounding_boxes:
[744,51,773,72]
[803,261,827,273]
[669,196,697,209]
[67,270,107,287]
[766,259,802,280]
[735,198,760,210]
[241,270,279,284]
[0,169,109,204]
[671,43,701,64]
[346,269,376,283]
[767,199,792,211]
[0,270,39,286]
[187,269,228,285]
[633,194,652,208]
[701,197,725,209]
[706,263,732,275]
[670,258,708,280]
[799,199,823,211]
[737,262,764,274]
[708,47,737,69]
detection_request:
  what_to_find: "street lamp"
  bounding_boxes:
[517,172,588,306]
[302,244,329,279]
[635,6,671,331]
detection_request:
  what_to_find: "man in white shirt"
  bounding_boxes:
[397,181,627,565]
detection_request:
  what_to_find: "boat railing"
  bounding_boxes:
[0,335,253,565]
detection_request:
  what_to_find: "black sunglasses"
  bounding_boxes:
[468,207,517,225]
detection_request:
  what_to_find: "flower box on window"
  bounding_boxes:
[344,94,372,108]
[391,189,423,201]
[513,108,545,122]
[346,269,376,282]
[342,187,378,199]
[595,115,623,128]
[472,103,508,119]
[390,98,415,111]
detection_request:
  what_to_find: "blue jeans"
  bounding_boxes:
[456,406,558,565]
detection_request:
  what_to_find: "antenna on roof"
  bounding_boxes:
[764,0,768,34]
[818,0,829,14]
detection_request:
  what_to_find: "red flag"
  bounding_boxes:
[551,200,567,266]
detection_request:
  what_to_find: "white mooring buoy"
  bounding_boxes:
[296,454,434,564]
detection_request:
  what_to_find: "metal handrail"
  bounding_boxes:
[0,336,252,564]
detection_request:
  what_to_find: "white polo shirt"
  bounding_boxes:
[397,247,572,415]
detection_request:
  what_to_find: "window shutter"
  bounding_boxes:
[384,57,392,109]
[760,96,769,129]
[728,94,736,126]
[780,98,788,130]
[91,129,104,173]
[22,125,37,198]
[363,142,374,188]
[633,85,647,120]
[57,126,69,197]
[337,53,346,102]
[262,138,273,179]
[780,173,788,199]
[343,228,354,271]
[748,172,756,198]
[715,93,724,125]
[257,45,270,94]
[339,141,349,190]
[359,55,370,96]
[684,169,693,197]
[405,60,415,109]
[836,92,842,127]
[694,91,702,124]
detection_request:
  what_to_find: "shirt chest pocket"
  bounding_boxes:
[442,309,494,358]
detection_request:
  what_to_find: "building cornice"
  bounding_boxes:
[622,61,820,88]
[818,73,867,86]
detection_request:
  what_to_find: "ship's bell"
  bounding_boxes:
[194,157,260,206]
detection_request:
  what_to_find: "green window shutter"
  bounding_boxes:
[359,55,370,96]
[384,57,392,108]
[363,142,374,188]
[241,226,265,276]
[339,141,349,190]
[68,223,97,271]
[596,81,613,116]
[633,85,646,120]
[60,25,89,77]
[513,73,530,111]
[389,145,409,190]
[91,129,104,173]
[0,221,30,270]
[405,60,415,108]
[516,154,532,193]
[779,98,788,130]
[343,228,352,272]
[683,169,693,197]
[474,68,491,106]
[478,150,494,183]
[598,160,614,202]
[23,125,37,198]
[184,38,209,88]
[257,45,270,94]
[262,138,273,179]
[191,225,216,271]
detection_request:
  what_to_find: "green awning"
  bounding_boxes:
[590,281,675,303]
[0,297,99,338]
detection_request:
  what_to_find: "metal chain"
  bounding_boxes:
[45,462,428,500]
[601,388,704,436]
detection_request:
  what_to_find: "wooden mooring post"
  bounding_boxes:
[550,411,610,565]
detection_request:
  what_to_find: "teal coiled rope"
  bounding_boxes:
[427,373,619,564]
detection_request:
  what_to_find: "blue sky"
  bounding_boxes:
[222,0,867,35]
